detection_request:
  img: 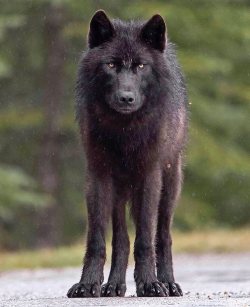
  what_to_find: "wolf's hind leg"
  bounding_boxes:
[101,194,130,297]
[67,173,112,298]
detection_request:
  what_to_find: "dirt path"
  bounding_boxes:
[0,253,250,306]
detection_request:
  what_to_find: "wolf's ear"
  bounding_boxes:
[140,14,166,52]
[88,10,115,48]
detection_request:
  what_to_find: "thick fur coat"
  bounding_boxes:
[67,10,188,298]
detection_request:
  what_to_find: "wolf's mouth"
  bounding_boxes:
[108,100,141,115]
[118,108,135,114]
[115,107,138,114]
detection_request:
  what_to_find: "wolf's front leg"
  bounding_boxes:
[132,166,168,297]
[67,172,113,298]
[156,156,183,296]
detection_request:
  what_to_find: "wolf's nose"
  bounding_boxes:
[118,91,135,105]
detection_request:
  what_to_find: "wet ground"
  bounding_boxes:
[0,253,250,306]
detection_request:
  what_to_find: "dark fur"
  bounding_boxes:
[67,10,188,298]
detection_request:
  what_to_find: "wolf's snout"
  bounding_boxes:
[118,91,135,105]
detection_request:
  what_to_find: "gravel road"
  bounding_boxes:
[0,253,250,306]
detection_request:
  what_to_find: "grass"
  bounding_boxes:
[0,228,250,271]
[173,228,250,253]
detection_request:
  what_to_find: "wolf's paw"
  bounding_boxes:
[136,281,168,297]
[67,282,101,298]
[162,282,183,297]
[101,282,126,297]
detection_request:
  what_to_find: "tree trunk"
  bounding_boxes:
[37,3,65,247]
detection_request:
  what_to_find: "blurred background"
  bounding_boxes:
[0,0,249,264]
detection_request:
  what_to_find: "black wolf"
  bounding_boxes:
[67,10,188,298]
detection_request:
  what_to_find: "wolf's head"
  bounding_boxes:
[81,10,167,116]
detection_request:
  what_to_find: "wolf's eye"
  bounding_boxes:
[107,63,115,68]
[138,64,144,69]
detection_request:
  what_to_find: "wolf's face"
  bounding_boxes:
[99,58,152,114]
[85,10,166,115]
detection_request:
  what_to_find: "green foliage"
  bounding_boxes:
[0,165,49,220]
[0,0,249,248]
